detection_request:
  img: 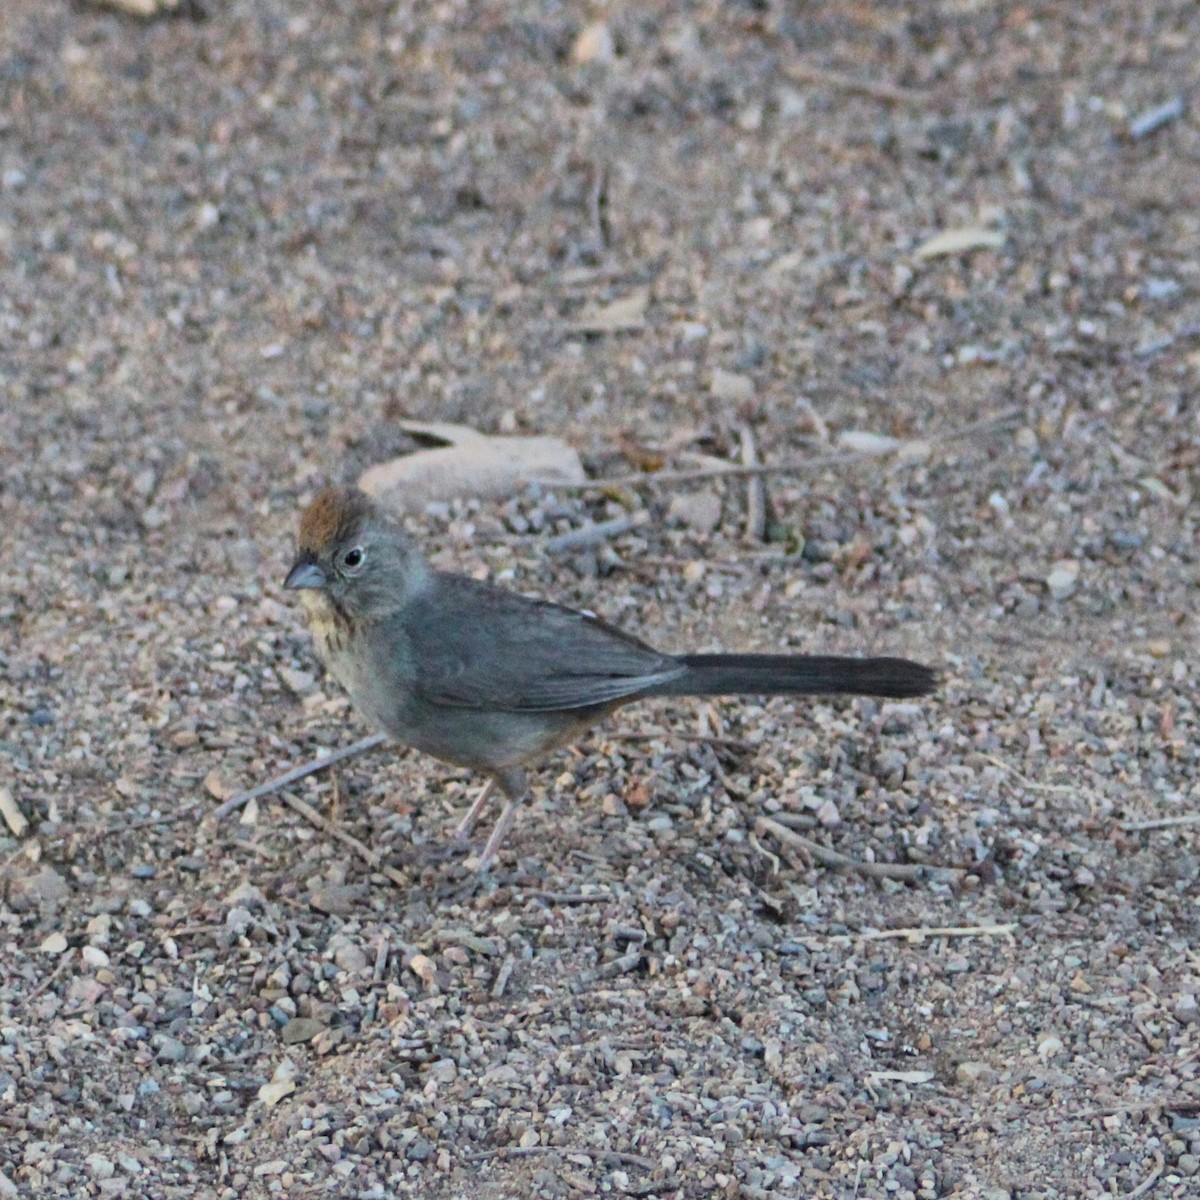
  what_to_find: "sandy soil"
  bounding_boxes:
[2,2,1200,1197]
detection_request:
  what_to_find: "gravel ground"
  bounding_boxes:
[3,2,1200,1197]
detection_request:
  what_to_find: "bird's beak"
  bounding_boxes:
[284,559,327,591]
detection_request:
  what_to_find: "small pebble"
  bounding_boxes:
[1045,559,1079,601]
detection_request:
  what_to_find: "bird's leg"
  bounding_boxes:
[452,779,496,843]
[474,771,526,872]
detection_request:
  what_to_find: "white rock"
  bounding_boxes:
[1045,559,1079,601]
[667,490,722,534]
[1036,1035,1063,1060]
[570,22,614,64]
[709,369,754,404]
[82,946,110,969]
[39,932,68,955]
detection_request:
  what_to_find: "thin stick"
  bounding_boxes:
[491,956,515,998]
[25,952,73,1005]
[546,408,1020,492]
[784,62,933,106]
[756,816,963,883]
[740,424,767,543]
[748,829,782,874]
[528,891,612,904]
[796,923,1017,948]
[1126,1151,1165,1199]
[587,161,609,250]
[614,730,753,751]
[1128,96,1184,140]
[979,754,1076,795]
[211,732,388,820]
[275,789,408,891]
[461,1145,655,1170]
[545,512,649,555]
[574,951,645,989]
[372,932,391,982]
[1122,813,1200,832]
[1070,1098,1196,1122]
[1134,323,1200,359]
[99,803,204,837]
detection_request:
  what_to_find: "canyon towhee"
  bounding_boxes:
[284,486,936,869]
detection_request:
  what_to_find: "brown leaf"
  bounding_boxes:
[359,421,584,510]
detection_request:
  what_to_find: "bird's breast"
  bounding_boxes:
[298,592,356,663]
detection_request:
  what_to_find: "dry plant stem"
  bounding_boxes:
[453,779,496,842]
[491,956,515,998]
[755,816,963,883]
[1122,812,1200,832]
[587,162,609,249]
[980,753,1075,794]
[555,408,1020,491]
[25,952,73,1006]
[801,924,1017,948]
[211,732,388,819]
[462,1145,655,1170]
[275,789,408,891]
[545,512,648,554]
[100,803,203,837]
[615,730,752,751]
[574,950,644,989]
[1126,1151,1165,1199]
[529,891,612,904]
[783,61,932,105]
[1069,1098,1194,1122]
[739,424,767,542]
[476,799,518,871]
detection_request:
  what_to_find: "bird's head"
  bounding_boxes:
[284,485,429,622]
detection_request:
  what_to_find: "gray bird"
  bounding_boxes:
[284,486,936,869]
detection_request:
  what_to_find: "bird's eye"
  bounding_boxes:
[342,546,365,570]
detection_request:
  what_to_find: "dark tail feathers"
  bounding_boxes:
[666,654,936,699]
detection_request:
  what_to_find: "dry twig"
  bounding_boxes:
[1122,812,1200,832]
[739,424,767,542]
[25,951,74,1006]
[796,923,1017,948]
[756,816,963,883]
[784,62,932,106]
[462,1145,655,1170]
[1128,96,1184,140]
[211,732,388,820]
[551,408,1019,491]
[528,891,612,904]
[979,754,1076,795]
[275,789,407,891]
[491,956,515,998]
[1126,1150,1165,1199]
[574,951,645,990]
[545,512,648,554]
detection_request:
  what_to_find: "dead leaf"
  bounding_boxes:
[914,226,1006,260]
[258,1058,298,1107]
[569,288,649,334]
[359,421,585,510]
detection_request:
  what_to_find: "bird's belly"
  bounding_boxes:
[387,702,603,774]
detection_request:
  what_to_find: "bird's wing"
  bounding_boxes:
[403,574,685,712]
